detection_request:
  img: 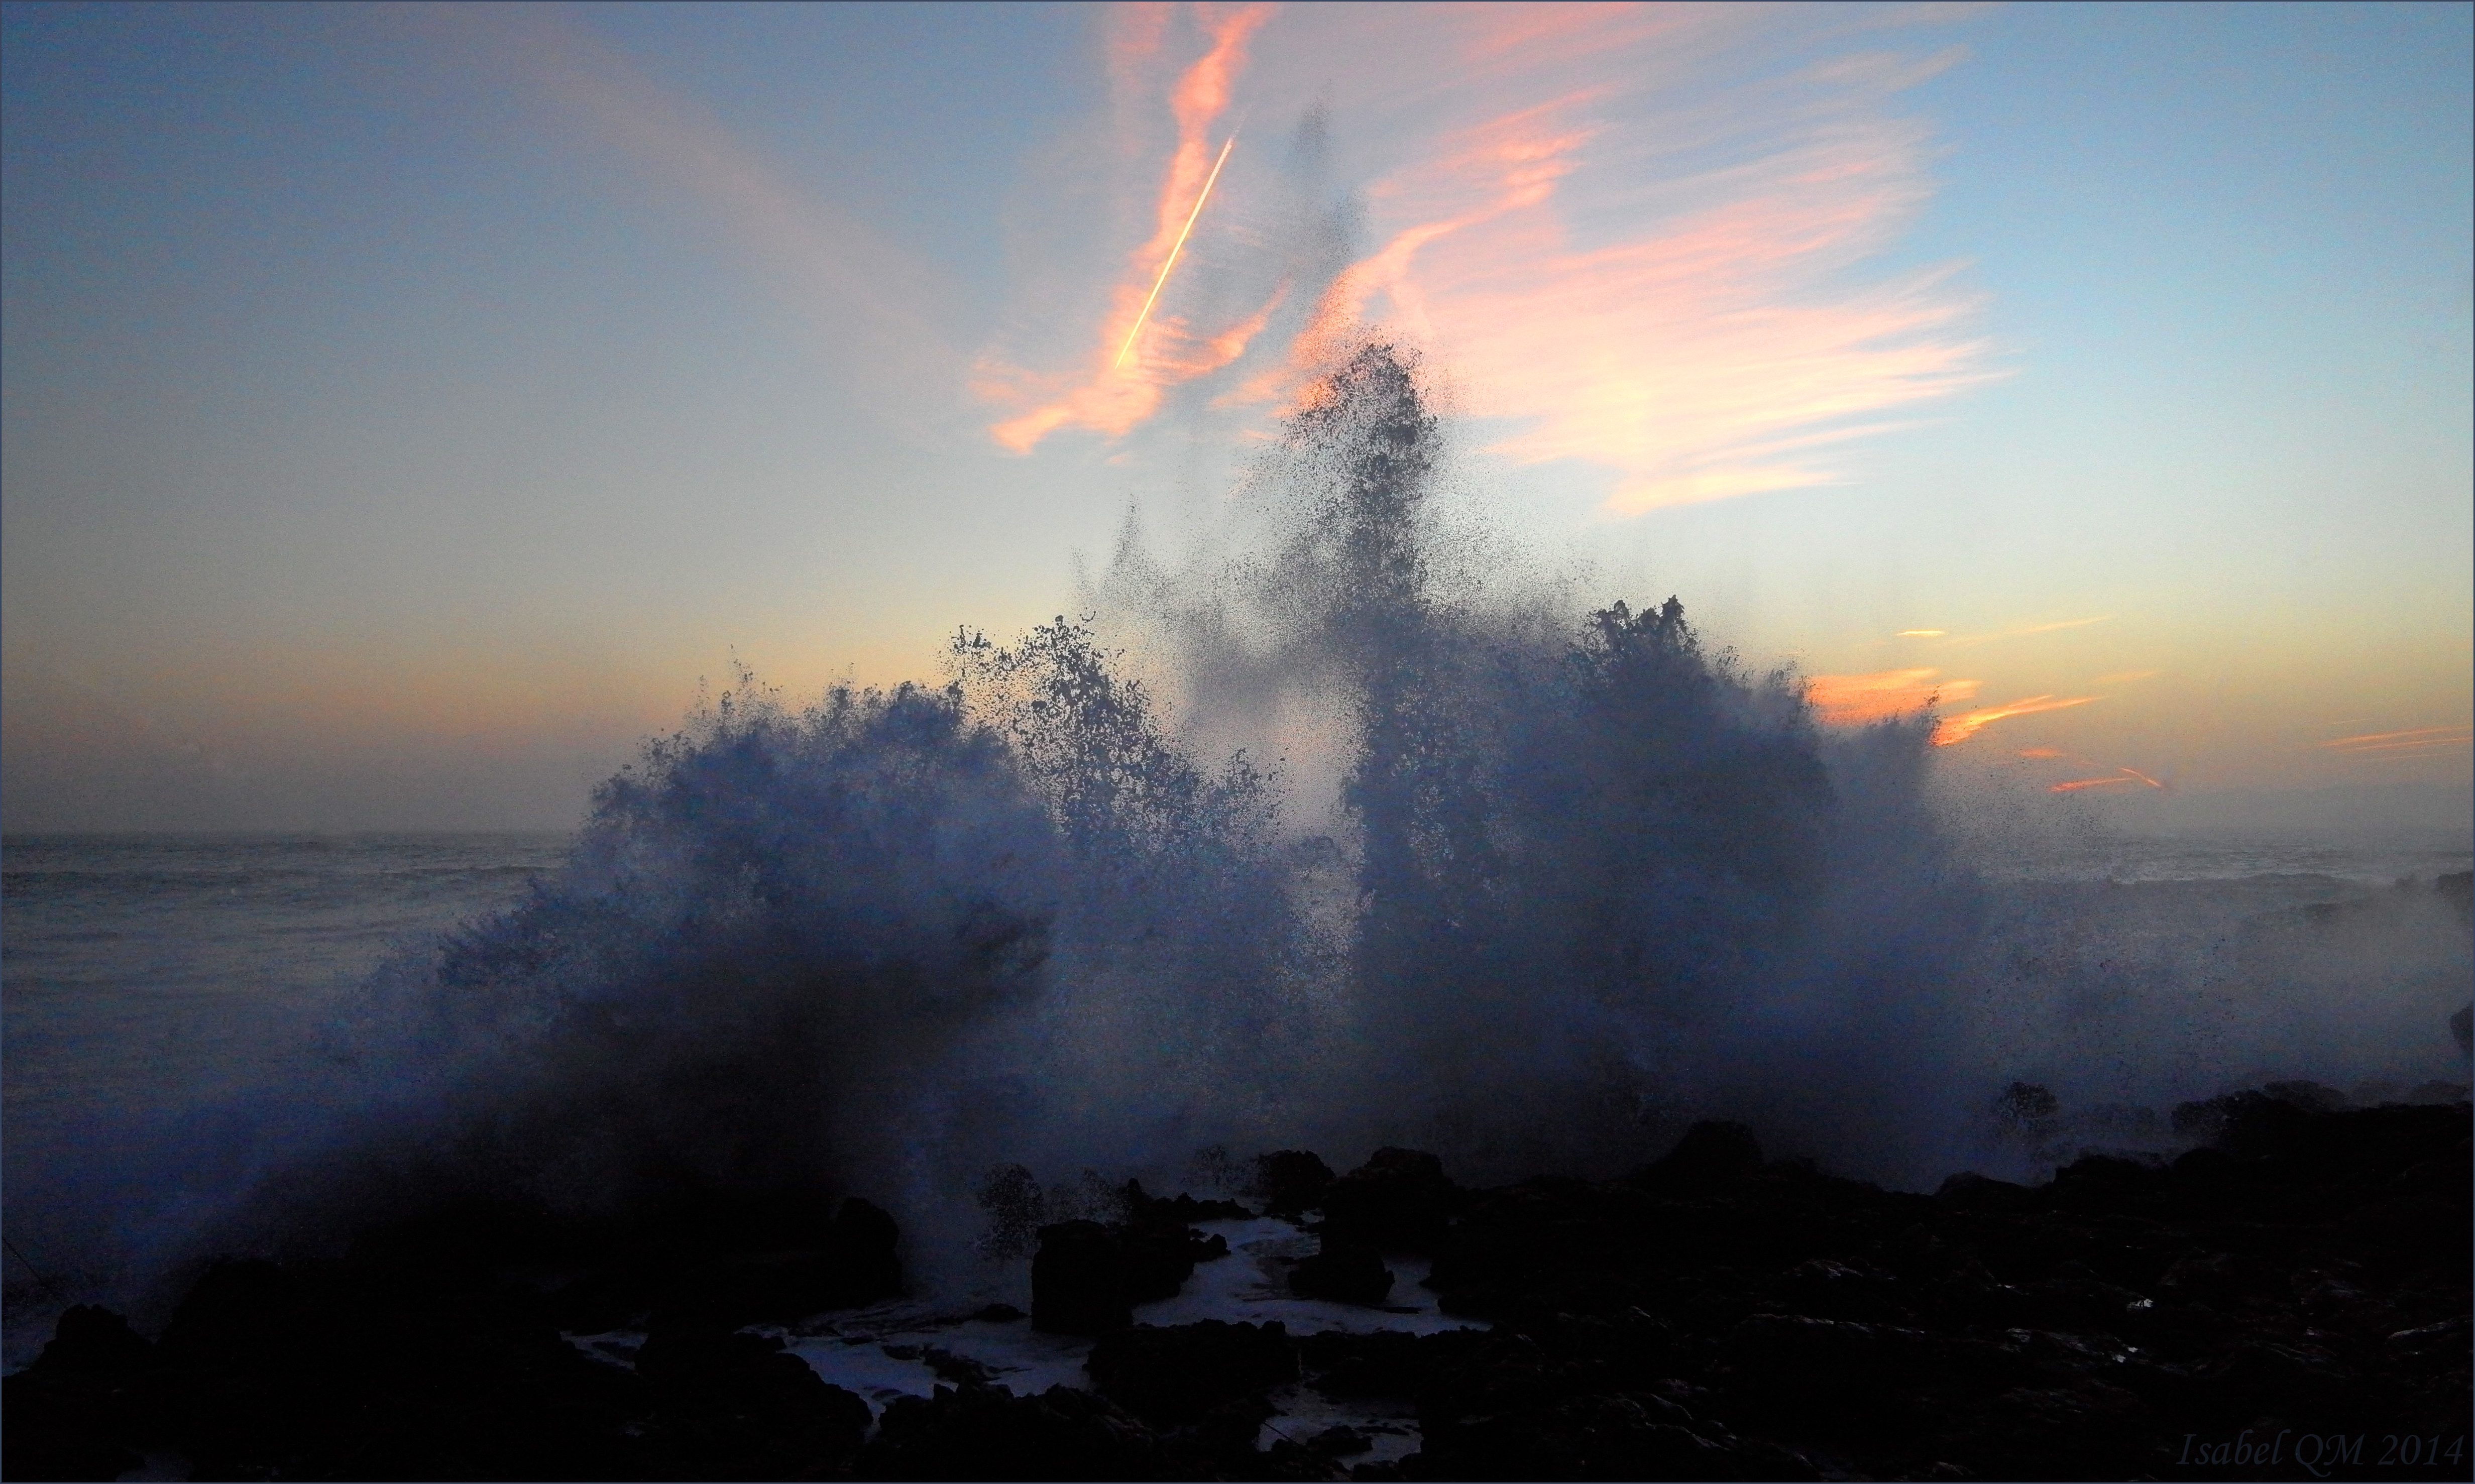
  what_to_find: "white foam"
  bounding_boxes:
[713,1213,1487,1456]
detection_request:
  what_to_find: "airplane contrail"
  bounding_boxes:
[1115,132,1238,371]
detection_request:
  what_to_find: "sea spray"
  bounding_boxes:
[202,346,1965,1260]
[16,344,2464,1330]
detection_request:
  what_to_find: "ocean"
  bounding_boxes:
[3,833,566,1365]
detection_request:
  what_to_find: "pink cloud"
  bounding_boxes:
[981,3,1996,510]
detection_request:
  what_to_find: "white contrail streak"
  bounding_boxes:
[1115,132,1237,370]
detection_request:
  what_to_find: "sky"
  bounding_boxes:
[3,0,2468,833]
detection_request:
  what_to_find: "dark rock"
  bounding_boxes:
[636,1321,871,1476]
[1291,1238,1396,1305]
[1632,1121,1763,1196]
[1029,1192,1232,1331]
[921,1344,999,1387]
[862,1382,1166,1481]
[1305,1328,1489,1401]
[1033,1219,1132,1334]
[973,1301,1027,1322]
[1720,1312,1917,1407]
[2261,1078,2349,1112]
[2045,1152,2165,1213]
[1255,1149,1338,1216]
[1934,1170,2037,1212]
[1124,1179,1256,1224]
[27,1304,154,1382]
[2386,1314,2470,1359]
[826,1194,905,1303]
[1768,1257,1905,1324]
[0,1374,145,1483]
[1117,1221,1200,1304]
[1087,1320,1300,1424]
[1322,1148,1460,1250]
[1416,1388,1790,1482]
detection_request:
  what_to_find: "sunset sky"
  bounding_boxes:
[4,1,2468,832]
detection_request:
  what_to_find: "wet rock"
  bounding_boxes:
[1631,1121,1763,1196]
[1719,1312,1918,1408]
[1254,1149,1338,1216]
[860,1382,1166,1481]
[1032,1219,1132,1334]
[2386,1314,2471,1359]
[1290,1237,1397,1305]
[1413,1386,1801,1482]
[636,1321,872,1477]
[1029,1193,1230,1330]
[1321,1148,1461,1251]
[1086,1319,1301,1424]
[1305,1328,1489,1401]
[1768,1257,1906,1325]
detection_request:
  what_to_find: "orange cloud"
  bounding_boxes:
[1806,667,1977,726]
[2094,668,2160,685]
[985,3,1275,451]
[2317,725,2474,757]
[2048,767,2164,794]
[1930,694,2100,747]
[1897,628,1946,637]
[2015,747,2064,758]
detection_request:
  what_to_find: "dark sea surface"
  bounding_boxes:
[3,828,2467,1373]
[2,833,565,1361]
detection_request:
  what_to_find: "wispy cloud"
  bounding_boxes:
[400,4,959,429]
[1930,693,2100,746]
[1806,666,1976,725]
[980,4,1275,450]
[2317,725,2474,757]
[981,2,1997,506]
[2049,771,2150,794]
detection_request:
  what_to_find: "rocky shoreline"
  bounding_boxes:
[5,1086,2467,1482]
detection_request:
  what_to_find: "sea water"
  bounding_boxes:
[2,833,565,1363]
